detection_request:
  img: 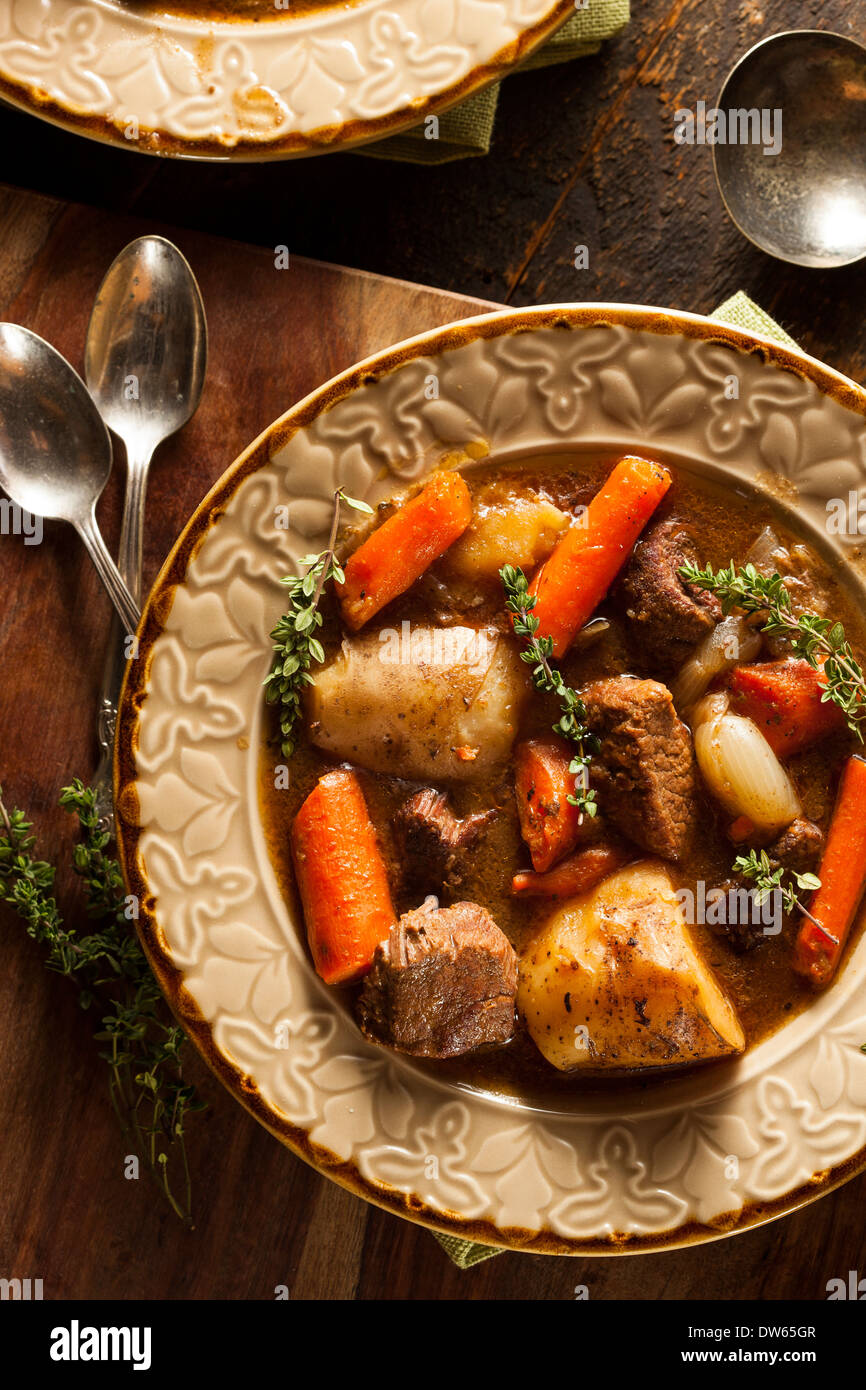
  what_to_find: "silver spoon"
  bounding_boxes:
[714,30,866,268]
[85,235,207,828]
[0,323,140,633]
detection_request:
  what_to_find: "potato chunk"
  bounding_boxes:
[444,486,569,580]
[518,860,745,1072]
[306,625,528,782]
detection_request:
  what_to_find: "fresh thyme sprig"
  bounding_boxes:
[264,488,372,757]
[501,564,598,819]
[733,847,824,929]
[680,560,866,741]
[0,781,205,1226]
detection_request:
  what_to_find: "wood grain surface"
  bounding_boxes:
[0,0,863,379]
[1,0,866,1301]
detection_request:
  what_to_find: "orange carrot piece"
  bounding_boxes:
[727,659,846,758]
[512,844,630,897]
[526,455,672,659]
[515,736,586,873]
[794,755,866,988]
[339,471,472,632]
[291,768,395,985]
[728,815,756,843]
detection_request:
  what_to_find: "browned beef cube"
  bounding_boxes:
[394,789,496,898]
[617,520,721,670]
[766,817,825,876]
[713,818,826,953]
[583,676,698,862]
[357,900,518,1058]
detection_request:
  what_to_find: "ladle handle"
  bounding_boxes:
[77,508,142,637]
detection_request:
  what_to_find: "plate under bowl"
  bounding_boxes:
[0,0,574,160]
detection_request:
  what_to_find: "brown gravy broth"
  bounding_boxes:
[123,1,360,21]
[259,452,865,1101]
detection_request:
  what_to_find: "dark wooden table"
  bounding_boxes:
[1,0,864,380]
[2,0,866,1302]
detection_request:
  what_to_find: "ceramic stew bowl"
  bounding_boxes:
[115,305,866,1254]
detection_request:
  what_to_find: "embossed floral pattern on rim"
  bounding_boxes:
[115,304,866,1254]
[0,0,575,160]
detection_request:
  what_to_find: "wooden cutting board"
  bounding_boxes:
[1,183,864,1302]
[0,183,500,1299]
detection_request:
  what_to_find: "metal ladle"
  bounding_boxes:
[713,30,866,268]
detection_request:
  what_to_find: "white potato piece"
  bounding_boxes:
[445,488,569,580]
[518,860,745,1072]
[306,625,529,782]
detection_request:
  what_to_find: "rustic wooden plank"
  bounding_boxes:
[290,1181,368,1301]
[510,0,866,382]
[2,0,866,1295]
[2,0,857,378]
[3,186,864,1300]
[0,186,60,307]
[0,192,496,1301]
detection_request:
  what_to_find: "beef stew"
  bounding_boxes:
[260,452,866,1098]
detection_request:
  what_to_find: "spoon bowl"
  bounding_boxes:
[0,322,139,634]
[85,235,207,465]
[714,30,866,268]
[0,323,113,521]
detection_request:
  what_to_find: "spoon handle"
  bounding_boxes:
[116,446,150,602]
[76,508,141,636]
[90,446,152,829]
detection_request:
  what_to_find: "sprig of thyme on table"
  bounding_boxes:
[501,563,598,820]
[679,560,866,740]
[0,781,204,1225]
[732,847,824,929]
[264,487,372,757]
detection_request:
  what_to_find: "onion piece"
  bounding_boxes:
[573,617,610,650]
[672,615,762,716]
[692,690,730,727]
[745,525,786,575]
[693,708,801,834]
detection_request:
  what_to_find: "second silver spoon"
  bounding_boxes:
[85,235,207,603]
[85,236,207,828]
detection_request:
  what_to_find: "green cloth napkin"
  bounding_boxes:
[358,3,631,164]
[712,292,799,350]
[433,290,800,1269]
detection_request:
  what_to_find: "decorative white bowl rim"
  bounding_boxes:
[115,303,866,1254]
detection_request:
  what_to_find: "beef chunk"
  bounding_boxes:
[357,900,518,1058]
[618,520,722,670]
[766,818,825,876]
[706,882,769,954]
[394,790,496,897]
[583,677,698,861]
[712,819,825,953]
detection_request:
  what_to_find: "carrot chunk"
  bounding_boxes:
[291,768,395,985]
[514,736,587,873]
[512,844,630,897]
[727,658,847,758]
[526,455,672,659]
[339,471,472,632]
[728,815,756,843]
[793,755,866,988]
